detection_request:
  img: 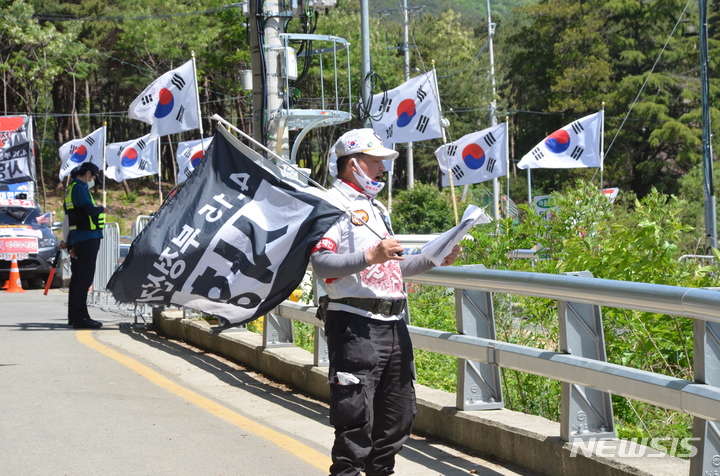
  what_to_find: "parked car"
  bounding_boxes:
[0,198,69,288]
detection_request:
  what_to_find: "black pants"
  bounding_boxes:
[325,311,417,476]
[68,238,101,324]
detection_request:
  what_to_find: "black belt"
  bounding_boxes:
[329,297,406,316]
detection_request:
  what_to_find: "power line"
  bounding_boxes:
[602,0,693,160]
[0,6,244,103]
[0,4,244,23]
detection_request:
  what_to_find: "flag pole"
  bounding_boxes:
[431,63,459,225]
[600,103,605,190]
[213,114,330,193]
[440,133,459,226]
[191,52,204,140]
[158,137,163,205]
[527,169,532,205]
[102,123,107,208]
[505,118,510,215]
[387,152,394,212]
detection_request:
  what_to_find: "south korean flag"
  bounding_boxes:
[105,133,159,182]
[128,59,201,137]
[370,70,443,145]
[176,137,213,183]
[517,111,603,169]
[435,123,508,187]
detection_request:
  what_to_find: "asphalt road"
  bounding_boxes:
[0,289,536,476]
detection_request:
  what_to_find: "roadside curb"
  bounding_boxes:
[153,308,689,476]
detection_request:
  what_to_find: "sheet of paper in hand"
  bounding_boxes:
[420,205,491,266]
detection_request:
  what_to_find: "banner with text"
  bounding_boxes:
[0,116,34,184]
[107,126,343,330]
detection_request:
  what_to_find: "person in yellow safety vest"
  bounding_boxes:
[61,162,105,329]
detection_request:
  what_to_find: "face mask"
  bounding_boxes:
[351,158,384,197]
[87,179,95,189]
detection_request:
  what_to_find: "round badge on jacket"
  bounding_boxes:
[351,210,369,226]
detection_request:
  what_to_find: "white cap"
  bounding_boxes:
[329,128,398,177]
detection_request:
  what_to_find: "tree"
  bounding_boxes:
[0,0,96,203]
[503,0,720,199]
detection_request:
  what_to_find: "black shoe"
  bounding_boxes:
[73,317,102,329]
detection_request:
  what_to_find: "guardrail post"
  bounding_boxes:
[313,276,329,367]
[690,302,720,475]
[313,327,329,367]
[455,265,503,410]
[263,312,295,347]
[558,271,615,441]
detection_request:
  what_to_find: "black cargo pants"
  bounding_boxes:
[325,310,417,476]
[67,238,100,325]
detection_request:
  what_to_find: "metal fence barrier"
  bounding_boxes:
[131,215,153,239]
[92,222,119,293]
[88,219,154,324]
[268,266,720,475]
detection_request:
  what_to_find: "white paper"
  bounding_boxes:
[420,205,491,266]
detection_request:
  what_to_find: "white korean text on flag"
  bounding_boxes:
[106,126,344,331]
[128,60,200,137]
[517,111,603,170]
[0,115,34,184]
[58,126,105,180]
[370,71,442,145]
[176,137,213,183]
[106,133,159,182]
[435,123,508,187]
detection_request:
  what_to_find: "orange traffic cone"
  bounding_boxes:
[5,254,25,293]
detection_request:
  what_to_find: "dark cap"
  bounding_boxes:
[76,162,100,177]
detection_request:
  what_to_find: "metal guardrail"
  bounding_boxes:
[102,214,719,471]
[407,266,720,322]
[270,266,720,475]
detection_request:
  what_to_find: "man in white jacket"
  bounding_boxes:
[311,128,459,476]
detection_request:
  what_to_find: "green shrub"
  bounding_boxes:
[391,183,457,234]
[121,191,138,205]
[407,179,719,444]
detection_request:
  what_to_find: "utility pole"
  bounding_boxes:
[699,0,717,251]
[377,3,423,188]
[249,1,283,152]
[361,0,372,128]
[487,0,500,220]
[403,0,414,189]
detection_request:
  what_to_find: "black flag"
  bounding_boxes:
[107,127,344,330]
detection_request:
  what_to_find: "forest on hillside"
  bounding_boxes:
[1,0,719,219]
